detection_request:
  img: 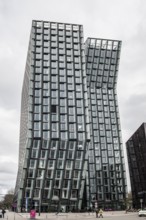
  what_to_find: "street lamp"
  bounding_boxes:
[25,192,29,212]
[39,189,42,216]
[140,199,143,210]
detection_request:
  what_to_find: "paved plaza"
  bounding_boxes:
[3,211,139,220]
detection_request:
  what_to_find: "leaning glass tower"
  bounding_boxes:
[14,20,90,212]
[14,20,126,212]
[85,38,126,209]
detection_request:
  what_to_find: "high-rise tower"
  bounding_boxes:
[14,20,90,212]
[14,20,126,212]
[85,38,126,209]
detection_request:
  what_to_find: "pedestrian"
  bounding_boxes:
[1,209,6,218]
[98,208,103,218]
[96,209,99,218]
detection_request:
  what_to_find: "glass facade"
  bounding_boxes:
[14,20,126,212]
[85,38,126,209]
[126,123,146,208]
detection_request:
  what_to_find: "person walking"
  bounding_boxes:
[96,209,99,218]
[98,208,103,218]
[1,209,6,218]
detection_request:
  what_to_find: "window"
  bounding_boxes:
[45,180,51,188]
[59,48,64,54]
[59,27,64,36]
[43,123,49,130]
[76,151,82,159]
[58,141,66,149]
[73,170,79,178]
[60,107,67,114]
[63,180,69,188]
[57,160,64,169]
[68,99,75,106]
[51,105,57,113]
[56,170,62,178]
[67,150,74,159]
[34,105,41,113]
[66,49,71,55]
[55,180,60,188]
[52,123,58,131]
[58,151,64,159]
[48,160,54,168]
[40,150,46,159]
[68,83,74,90]
[60,83,66,90]
[39,160,45,168]
[71,190,77,198]
[60,75,66,82]
[67,77,73,84]
[60,115,66,123]
[76,100,82,107]
[53,190,59,197]
[68,92,74,99]
[65,170,70,179]
[62,190,68,198]
[72,180,78,189]
[36,179,41,188]
[43,106,49,113]
[76,92,82,99]
[34,114,41,121]
[51,114,58,122]
[33,140,40,148]
[66,160,72,169]
[59,36,64,41]
[77,116,83,123]
[59,42,64,48]
[69,107,75,115]
[60,91,66,98]
[49,150,55,159]
[51,35,57,41]
[69,124,75,132]
[28,169,34,178]
[43,98,49,105]
[46,170,52,178]
[77,108,83,114]
[69,116,75,122]
[26,180,32,188]
[37,169,44,178]
[31,149,38,158]
[43,114,49,122]
[51,48,57,54]
[51,41,57,47]
[34,189,40,198]
[29,160,35,168]
[69,142,75,149]
[75,161,81,169]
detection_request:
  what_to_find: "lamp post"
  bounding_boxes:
[140,199,143,210]
[25,192,28,212]
[39,189,42,216]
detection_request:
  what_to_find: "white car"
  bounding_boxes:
[138,209,146,217]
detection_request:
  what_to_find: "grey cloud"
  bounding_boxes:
[0,164,17,175]
[120,94,146,142]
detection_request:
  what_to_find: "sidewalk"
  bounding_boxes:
[5,211,137,220]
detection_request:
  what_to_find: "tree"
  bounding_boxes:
[0,189,14,209]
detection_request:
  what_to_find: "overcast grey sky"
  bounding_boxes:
[0,0,146,195]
